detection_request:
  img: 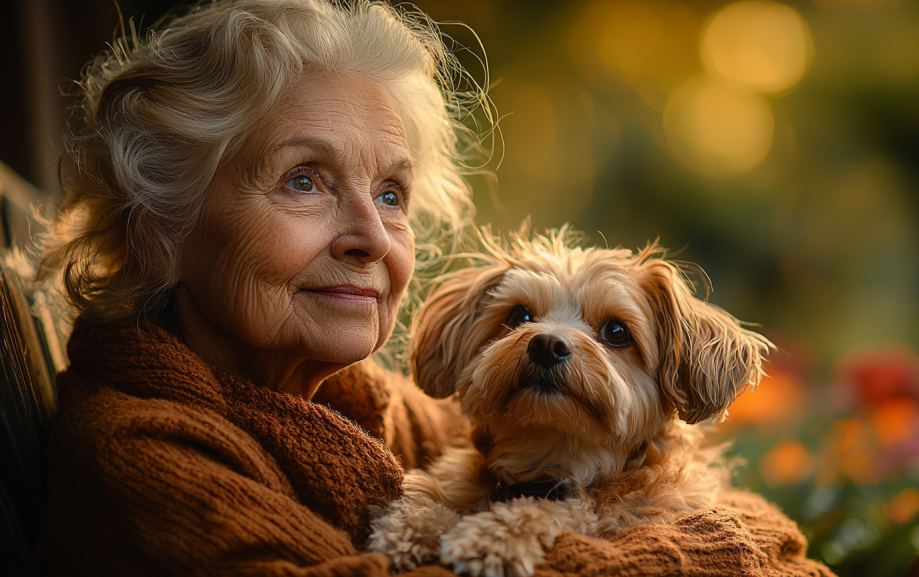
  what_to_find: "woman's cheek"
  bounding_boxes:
[377,224,414,348]
[390,220,414,286]
[237,209,318,287]
[202,206,311,345]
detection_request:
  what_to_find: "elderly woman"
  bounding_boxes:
[36,1,832,576]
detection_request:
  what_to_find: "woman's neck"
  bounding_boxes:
[171,285,345,398]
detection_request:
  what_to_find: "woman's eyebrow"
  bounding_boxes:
[276,136,336,159]
[277,138,412,177]
[385,159,414,178]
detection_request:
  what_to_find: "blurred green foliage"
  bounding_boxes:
[721,345,919,575]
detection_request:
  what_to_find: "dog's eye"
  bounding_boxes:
[506,305,534,329]
[599,319,631,347]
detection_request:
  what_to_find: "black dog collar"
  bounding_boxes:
[491,479,572,503]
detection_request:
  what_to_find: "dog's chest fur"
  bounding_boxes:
[408,419,727,537]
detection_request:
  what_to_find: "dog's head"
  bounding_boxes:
[410,228,772,451]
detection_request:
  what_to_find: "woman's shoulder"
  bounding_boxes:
[61,318,228,409]
[46,341,282,506]
[49,317,231,468]
[41,364,396,576]
[53,318,405,485]
[42,319,408,570]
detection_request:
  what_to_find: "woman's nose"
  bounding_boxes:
[330,196,391,265]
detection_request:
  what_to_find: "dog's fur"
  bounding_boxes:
[368,228,773,577]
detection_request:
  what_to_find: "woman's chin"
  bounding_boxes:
[323,342,376,365]
[293,322,380,365]
[286,292,386,357]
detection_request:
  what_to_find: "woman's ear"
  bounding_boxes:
[408,263,508,398]
[642,259,773,424]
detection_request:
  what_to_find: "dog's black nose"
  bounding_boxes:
[527,333,572,368]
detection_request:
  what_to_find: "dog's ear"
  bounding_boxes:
[642,259,773,424]
[409,264,509,398]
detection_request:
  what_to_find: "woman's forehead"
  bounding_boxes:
[250,72,413,171]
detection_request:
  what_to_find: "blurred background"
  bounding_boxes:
[1,0,917,574]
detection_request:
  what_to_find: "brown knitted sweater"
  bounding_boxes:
[39,320,834,577]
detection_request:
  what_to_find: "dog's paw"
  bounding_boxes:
[368,498,461,573]
[440,498,562,577]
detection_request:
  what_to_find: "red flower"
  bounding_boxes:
[837,346,919,407]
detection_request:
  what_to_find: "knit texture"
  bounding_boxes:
[38,319,834,576]
[39,320,454,577]
[538,490,834,576]
[311,359,468,471]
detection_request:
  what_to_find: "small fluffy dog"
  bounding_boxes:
[369,229,772,577]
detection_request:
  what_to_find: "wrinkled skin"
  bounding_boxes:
[176,73,415,398]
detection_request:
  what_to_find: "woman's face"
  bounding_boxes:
[176,73,415,395]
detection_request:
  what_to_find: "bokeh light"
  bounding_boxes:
[725,370,809,428]
[663,75,774,177]
[495,82,596,225]
[887,488,919,525]
[505,85,558,177]
[760,439,814,487]
[568,1,697,96]
[701,1,813,94]
[869,398,919,449]
[813,0,907,13]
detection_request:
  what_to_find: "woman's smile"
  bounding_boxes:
[302,285,382,304]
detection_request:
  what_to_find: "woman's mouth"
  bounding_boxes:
[303,285,381,303]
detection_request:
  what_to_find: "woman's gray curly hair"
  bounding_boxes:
[37,0,486,322]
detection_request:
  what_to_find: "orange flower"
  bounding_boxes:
[726,370,809,428]
[869,398,919,449]
[760,439,814,487]
[886,488,919,525]
[825,418,882,486]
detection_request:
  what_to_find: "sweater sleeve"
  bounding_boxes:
[39,387,452,577]
[537,491,835,577]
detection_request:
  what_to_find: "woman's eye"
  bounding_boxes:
[377,190,400,207]
[506,305,534,328]
[599,319,631,347]
[285,173,316,193]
